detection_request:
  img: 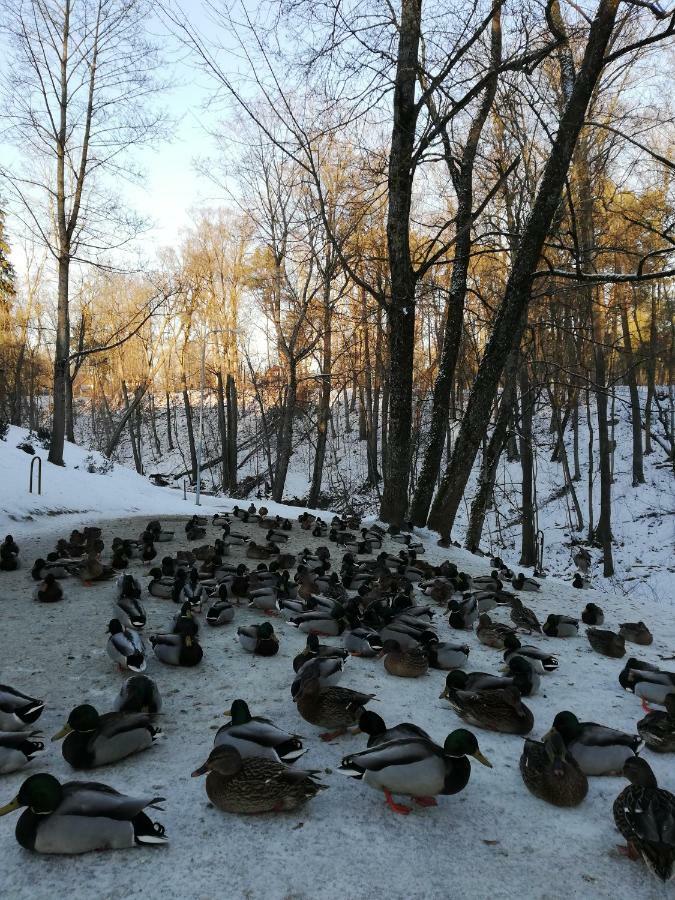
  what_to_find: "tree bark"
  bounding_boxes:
[216,370,230,493]
[182,377,198,485]
[272,360,296,501]
[309,297,332,507]
[165,391,174,451]
[226,373,238,490]
[518,361,537,566]
[620,302,645,485]
[49,254,70,465]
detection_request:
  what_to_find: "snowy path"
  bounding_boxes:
[0,513,673,900]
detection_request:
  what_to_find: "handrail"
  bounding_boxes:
[29,456,42,495]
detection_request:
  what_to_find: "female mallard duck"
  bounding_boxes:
[637,695,675,753]
[509,597,542,634]
[442,684,534,735]
[0,773,167,853]
[237,622,279,656]
[619,621,653,646]
[343,627,383,658]
[52,704,160,769]
[581,602,604,626]
[520,731,588,807]
[339,729,492,814]
[382,640,429,678]
[542,614,579,638]
[106,619,146,672]
[587,627,625,659]
[151,632,203,667]
[192,745,326,814]
[420,635,469,671]
[0,732,44,773]
[358,710,431,746]
[0,686,44,732]
[293,674,375,740]
[503,634,558,673]
[33,573,64,603]
[476,613,516,650]
[113,675,161,715]
[292,657,345,696]
[214,699,306,762]
[620,658,675,709]
[550,710,641,775]
[613,757,675,882]
[80,551,114,584]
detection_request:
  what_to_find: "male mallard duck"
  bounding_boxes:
[358,710,431,746]
[382,640,429,678]
[581,602,604,626]
[520,731,588,807]
[619,621,653,646]
[0,535,19,571]
[192,745,326,814]
[339,729,491,814]
[619,658,675,708]
[33,573,64,603]
[550,710,641,775]
[148,573,174,599]
[512,573,540,591]
[31,558,69,580]
[509,597,542,634]
[587,627,625,658]
[52,704,160,769]
[214,699,306,762]
[0,732,44,773]
[420,635,469,670]
[0,773,167,853]
[113,576,146,629]
[206,595,235,626]
[150,633,203,667]
[637,695,675,752]
[0,686,44,732]
[343,627,384,658]
[292,657,345,696]
[542,614,579,638]
[172,601,199,638]
[443,657,539,698]
[572,573,591,589]
[476,613,516,650]
[294,674,375,740]
[292,633,348,671]
[113,675,161,715]
[237,622,279,656]
[442,685,534,735]
[613,757,675,882]
[503,634,558,673]
[288,607,346,637]
[447,596,479,630]
[106,619,146,672]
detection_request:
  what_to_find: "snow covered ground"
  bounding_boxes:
[0,433,674,899]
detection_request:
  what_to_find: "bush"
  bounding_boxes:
[36,427,51,450]
[83,452,114,475]
[0,420,8,441]
[17,440,35,455]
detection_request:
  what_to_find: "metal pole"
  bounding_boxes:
[195,334,206,506]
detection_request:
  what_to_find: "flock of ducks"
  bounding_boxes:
[0,507,674,885]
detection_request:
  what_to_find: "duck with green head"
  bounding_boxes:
[0,773,167,854]
[637,695,675,753]
[550,710,641,776]
[339,729,492,815]
[214,699,306,763]
[52,704,160,769]
[237,622,279,656]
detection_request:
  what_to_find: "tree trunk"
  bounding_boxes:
[272,360,296,501]
[426,0,621,540]
[644,284,657,454]
[226,373,238,490]
[309,300,332,507]
[216,370,230,493]
[165,391,174,451]
[182,377,198,485]
[122,381,142,474]
[49,254,70,465]
[519,362,537,566]
[620,303,645,485]
[149,392,161,457]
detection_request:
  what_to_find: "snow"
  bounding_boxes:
[0,435,674,898]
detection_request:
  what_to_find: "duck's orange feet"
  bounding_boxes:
[383,789,411,815]
[319,729,345,742]
[413,796,437,807]
[616,843,640,860]
[641,698,652,714]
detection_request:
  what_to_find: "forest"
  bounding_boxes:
[1,0,673,583]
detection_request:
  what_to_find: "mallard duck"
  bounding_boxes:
[294,674,375,740]
[619,621,653,646]
[106,619,146,672]
[52,704,159,769]
[573,547,592,573]
[619,658,675,708]
[503,635,558,673]
[150,632,203,667]
[192,745,326,814]
[113,675,161,715]
[502,656,541,696]
[237,622,279,656]
[442,685,534,735]
[31,558,70,580]
[613,757,675,882]
[33,573,64,603]
[343,627,383,658]
[0,732,44,773]
[421,636,470,671]
[441,669,517,696]
[542,614,579,638]
[637,695,675,753]
[550,710,641,775]
[0,773,167,853]
[572,573,591,589]
[0,534,19,571]
[358,710,431,746]
[382,640,428,678]
[288,608,346,637]
[0,686,44,732]
[79,551,114,583]
[476,614,516,650]
[292,634,348,671]
[509,597,542,634]
[581,602,604,625]
[587,627,625,658]
[148,574,174,599]
[292,657,345,696]
[113,578,146,629]
[172,601,199,637]
[512,573,540,591]
[380,620,435,649]
[339,729,491,814]
[214,699,306,762]
[520,731,588,807]
[206,595,235,626]
[448,596,479,630]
